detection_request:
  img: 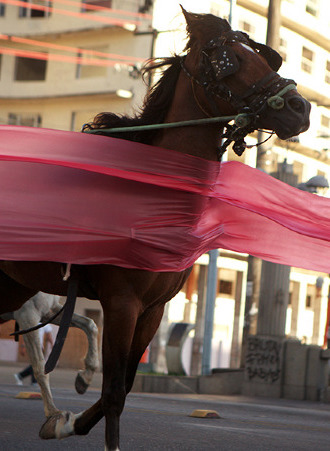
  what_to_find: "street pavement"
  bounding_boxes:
[0,363,329,450]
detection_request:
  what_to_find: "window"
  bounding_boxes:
[15,56,47,81]
[0,3,5,16]
[319,114,330,140]
[70,112,76,132]
[19,0,51,18]
[76,47,107,79]
[301,46,314,73]
[265,151,280,174]
[325,60,330,84]
[279,38,287,62]
[292,160,303,183]
[8,113,42,127]
[210,2,226,18]
[305,0,319,17]
[239,20,256,38]
[218,280,233,296]
[81,0,112,12]
[321,114,330,130]
[305,284,315,308]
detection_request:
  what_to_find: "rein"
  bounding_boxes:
[84,113,249,133]
[45,278,78,374]
[84,75,293,159]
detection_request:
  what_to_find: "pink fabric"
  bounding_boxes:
[0,125,329,272]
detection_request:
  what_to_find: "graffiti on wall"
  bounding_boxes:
[245,336,282,383]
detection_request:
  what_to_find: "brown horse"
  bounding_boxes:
[0,9,310,450]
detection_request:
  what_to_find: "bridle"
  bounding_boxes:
[180,32,297,157]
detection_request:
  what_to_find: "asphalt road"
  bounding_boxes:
[0,365,329,450]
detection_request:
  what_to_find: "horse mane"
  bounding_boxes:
[83,56,182,144]
[83,11,232,144]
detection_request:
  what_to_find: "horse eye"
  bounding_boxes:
[235,54,242,63]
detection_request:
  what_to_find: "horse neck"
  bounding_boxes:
[151,72,225,162]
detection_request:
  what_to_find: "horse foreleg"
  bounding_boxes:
[100,296,140,451]
[39,399,103,439]
[125,303,165,394]
[43,296,140,449]
[22,328,59,417]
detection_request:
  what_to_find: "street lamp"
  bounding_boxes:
[297,175,329,195]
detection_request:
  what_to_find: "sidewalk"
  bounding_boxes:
[2,361,330,406]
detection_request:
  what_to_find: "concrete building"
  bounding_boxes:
[0,0,153,130]
[0,0,329,375]
[151,0,330,373]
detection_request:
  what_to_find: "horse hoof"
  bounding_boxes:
[75,372,89,394]
[39,411,76,439]
[39,413,61,439]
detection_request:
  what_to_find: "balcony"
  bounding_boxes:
[0,0,152,36]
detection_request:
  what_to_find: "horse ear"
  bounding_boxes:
[180,5,200,31]
[248,38,283,72]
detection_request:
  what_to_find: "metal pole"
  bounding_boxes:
[241,0,283,362]
[201,0,237,375]
[229,0,237,29]
[257,0,282,169]
[266,0,282,49]
[201,249,219,375]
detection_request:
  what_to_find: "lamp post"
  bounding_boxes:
[297,176,330,348]
[200,0,238,376]
[201,249,219,375]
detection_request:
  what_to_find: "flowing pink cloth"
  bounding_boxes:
[0,125,329,272]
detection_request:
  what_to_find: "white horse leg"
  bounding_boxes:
[39,410,83,439]
[22,328,59,417]
[71,313,99,394]
[51,309,99,394]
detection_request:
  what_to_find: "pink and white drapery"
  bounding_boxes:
[0,125,329,273]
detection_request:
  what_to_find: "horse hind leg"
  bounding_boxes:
[48,304,99,394]
[71,313,99,394]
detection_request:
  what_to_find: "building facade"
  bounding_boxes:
[152,0,330,373]
[0,0,153,130]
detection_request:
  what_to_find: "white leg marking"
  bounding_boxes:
[55,411,83,439]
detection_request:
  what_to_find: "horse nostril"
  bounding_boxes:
[287,97,305,114]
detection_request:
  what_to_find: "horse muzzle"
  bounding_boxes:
[285,95,311,130]
[266,93,311,140]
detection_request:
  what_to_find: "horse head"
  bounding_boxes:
[181,7,311,156]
